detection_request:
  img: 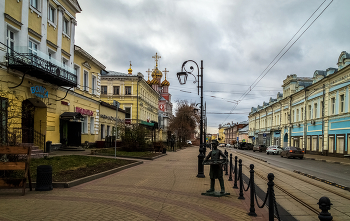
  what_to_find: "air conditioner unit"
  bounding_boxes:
[297,123,300,127]
[311,120,315,125]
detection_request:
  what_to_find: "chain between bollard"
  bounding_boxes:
[243,179,250,192]
[254,187,269,208]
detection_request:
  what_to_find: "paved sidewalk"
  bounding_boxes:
[0,146,268,221]
[304,153,350,165]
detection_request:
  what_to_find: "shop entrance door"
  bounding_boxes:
[22,100,35,143]
[67,122,81,146]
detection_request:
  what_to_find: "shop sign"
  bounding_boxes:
[76,107,93,116]
[125,119,131,124]
[100,114,117,121]
[61,101,69,106]
[30,86,48,98]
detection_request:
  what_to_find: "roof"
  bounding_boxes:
[100,101,126,113]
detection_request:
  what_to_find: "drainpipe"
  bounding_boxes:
[303,89,308,153]
[321,84,325,153]
[289,97,292,146]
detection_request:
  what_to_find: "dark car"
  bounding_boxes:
[280,146,304,159]
[246,143,254,150]
[253,144,267,152]
[238,142,253,150]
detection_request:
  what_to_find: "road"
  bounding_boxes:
[224,148,350,187]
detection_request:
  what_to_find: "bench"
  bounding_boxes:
[0,146,32,195]
[153,143,163,153]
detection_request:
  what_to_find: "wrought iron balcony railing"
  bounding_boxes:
[4,47,77,87]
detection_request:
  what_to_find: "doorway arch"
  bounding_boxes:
[283,133,288,147]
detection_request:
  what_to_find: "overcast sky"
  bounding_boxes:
[75,0,350,134]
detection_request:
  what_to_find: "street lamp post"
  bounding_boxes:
[177,60,205,178]
[136,73,143,124]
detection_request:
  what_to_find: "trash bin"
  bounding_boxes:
[35,165,53,191]
[162,148,166,154]
[45,141,52,153]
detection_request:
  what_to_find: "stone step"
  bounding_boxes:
[31,149,44,154]
[31,146,40,150]
[31,153,49,159]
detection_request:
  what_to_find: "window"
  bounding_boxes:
[113,86,120,95]
[337,136,344,154]
[63,18,69,35]
[81,116,88,134]
[92,75,96,95]
[30,0,39,10]
[101,124,105,139]
[340,94,344,113]
[314,103,318,118]
[6,30,15,55]
[301,107,304,120]
[101,86,107,94]
[331,97,335,114]
[296,109,299,122]
[83,70,88,92]
[125,86,131,95]
[90,117,94,134]
[107,126,110,136]
[320,101,324,116]
[48,5,56,23]
[28,40,38,55]
[125,107,131,119]
[308,105,312,119]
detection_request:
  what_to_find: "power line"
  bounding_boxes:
[221,0,334,125]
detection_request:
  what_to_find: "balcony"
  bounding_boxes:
[6,47,77,87]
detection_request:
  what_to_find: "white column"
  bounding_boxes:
[19,0,30,47]
[0,0,5,61]
[69,18,76,67]
[56,5,64,62]
[40,0,47,52]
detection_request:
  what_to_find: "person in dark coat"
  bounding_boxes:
[203,140,227,193]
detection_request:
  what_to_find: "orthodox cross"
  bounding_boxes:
[146,68,152,80]
[152,52,161,67]
[129,61,132,68]
[163,68,169,79]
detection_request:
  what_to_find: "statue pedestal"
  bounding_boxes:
[201,192,230,197]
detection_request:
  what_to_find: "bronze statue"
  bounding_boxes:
[202,140,228,195]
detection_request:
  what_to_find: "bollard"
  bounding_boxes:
[225,151,228,175]
[238,159,245,199]
[268,173,275,221]
[228,153,233,181]
[196,148,205,178]
[317,197,333,221]
[248,164,257,216]
[233,156,238,189]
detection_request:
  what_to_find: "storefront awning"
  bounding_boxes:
[60,112,84,121]
[140,120,154,127]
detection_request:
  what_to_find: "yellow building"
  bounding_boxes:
[0,0,124,149]
[100,65,161,140]
[218,124,227,144]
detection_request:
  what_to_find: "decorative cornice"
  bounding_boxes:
[71,18,77,25]
[4,13,23,27]
[28,28,42,40]
[57,5,65,13]
[46,40,58,50]
[82,61,91,70]
[61,49,71,57]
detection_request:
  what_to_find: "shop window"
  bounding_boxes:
[336,136,344,154]
[107,126,110,136]
[125,107,131,119]
[125,86,131,95]
[319,136,323,152]
[312,137,317,151]
[101,86,107,94]
[90,117,94,134]
[101,124,105,139]
[329,136,334,153]
[81,116,88,134]
[113,86,120,95]
[307,136,311,150]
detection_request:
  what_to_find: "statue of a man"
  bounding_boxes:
[203,140,227,193]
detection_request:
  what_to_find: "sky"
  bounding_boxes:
[75,0,350,134]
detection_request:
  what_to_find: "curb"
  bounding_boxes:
[293,170,350,192]
[304,157,350,165]
[92,153,167,160]
[28,161,143,189]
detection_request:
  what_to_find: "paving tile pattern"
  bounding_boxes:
[0,147,269,221]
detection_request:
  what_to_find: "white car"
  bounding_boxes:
[266,145,283,155]
[187,140,192,145]
[226,144,232,148]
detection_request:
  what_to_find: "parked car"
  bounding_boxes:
[238,142,253,150]
[226,144,232,148]
[246,143,254,150]
[253,144,267,152]
[280,146,304,159]
[219,143,225,147]
[187,140,192,145]
[266,145,283,155]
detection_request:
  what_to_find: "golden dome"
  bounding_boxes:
[128,62,132,74]
[150,78,159,85]
[161,79,170,86]
[146,79,152,85]
[151,67,162,79]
